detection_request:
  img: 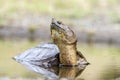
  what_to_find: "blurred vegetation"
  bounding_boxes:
[0,0,120,25]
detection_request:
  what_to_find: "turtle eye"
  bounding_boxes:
[57,21,62,24]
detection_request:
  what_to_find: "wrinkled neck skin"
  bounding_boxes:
[54,40,77,66]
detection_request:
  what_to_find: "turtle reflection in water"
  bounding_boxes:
[14,18,89,67]
[18,60,86,80]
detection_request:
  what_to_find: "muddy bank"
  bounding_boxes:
[0,26,51,41]
[0,16,120,45]
[0,25,120,45]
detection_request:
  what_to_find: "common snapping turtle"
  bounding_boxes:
[14,18,89,67]
[51,18,88,66]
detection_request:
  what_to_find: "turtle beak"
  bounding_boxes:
[51,18,61,30]
[52,18,57,24]
[51,18,57,29]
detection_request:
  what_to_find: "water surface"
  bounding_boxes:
[14,44,120,80]
[0,41,120,80]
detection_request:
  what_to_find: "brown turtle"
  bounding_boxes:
[14,18,89,67]
[51,18,89,66]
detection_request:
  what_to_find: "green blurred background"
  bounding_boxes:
[0,0,120,80]
[0,0,120,19]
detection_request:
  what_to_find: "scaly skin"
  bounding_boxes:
[51,18,88,66]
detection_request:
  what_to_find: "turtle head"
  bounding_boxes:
[51,18,77,44]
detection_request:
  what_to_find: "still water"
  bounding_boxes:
[0,41,120,80]
[13,44,120,80]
